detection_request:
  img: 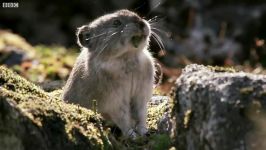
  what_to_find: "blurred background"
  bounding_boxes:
[1,0,266,93]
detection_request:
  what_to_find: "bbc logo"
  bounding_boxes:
[2,2,19,8]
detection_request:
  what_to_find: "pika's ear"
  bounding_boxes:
[76,26,91,48]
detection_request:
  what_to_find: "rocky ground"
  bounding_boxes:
[0,66,173,150]
[1,63,266,150]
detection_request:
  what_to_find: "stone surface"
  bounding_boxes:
[174,64,266,150]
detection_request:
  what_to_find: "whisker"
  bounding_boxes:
[148,16,166,24]
[96,31,119,57]
[151,27,168,36]
[85,32,108,41]
[148,16,159,23]
[151,31,165,55]
[146,0,165,17]
[151,32,166,55]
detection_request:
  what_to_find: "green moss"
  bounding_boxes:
[0,66,174,149]
[0,66,47,98]
[0,66,110,149]
[9,45,78,83]
[207,66,236,73]
[149,134,171,150]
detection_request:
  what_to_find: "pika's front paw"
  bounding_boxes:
[126,128,137,139]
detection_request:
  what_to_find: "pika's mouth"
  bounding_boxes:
[131,34,146,48]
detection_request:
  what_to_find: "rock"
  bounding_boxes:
[0,30,35,66]
[174,64,266,150]
[149,95,173,134]
[38,80,65,92]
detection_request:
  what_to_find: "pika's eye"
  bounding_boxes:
[113,19,122,27]
[84,33,91,41]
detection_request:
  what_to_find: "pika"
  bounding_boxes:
[62,9,154,137]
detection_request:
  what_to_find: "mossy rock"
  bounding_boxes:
[174,64,266,150]
[0,66,172,150]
